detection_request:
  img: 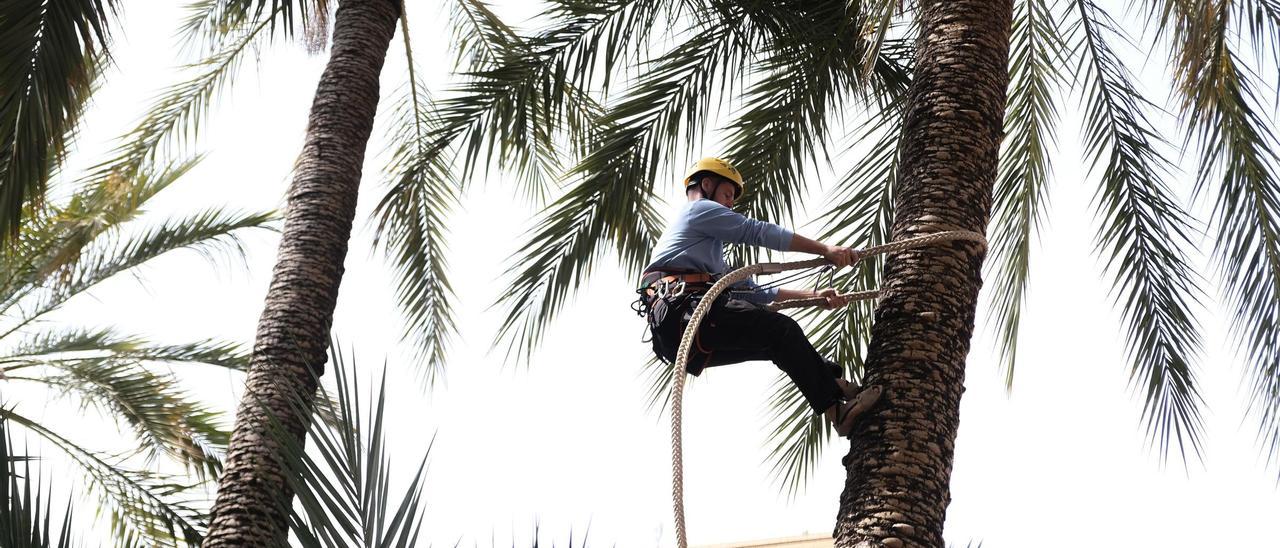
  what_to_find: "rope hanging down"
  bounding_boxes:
[668,229,986,548]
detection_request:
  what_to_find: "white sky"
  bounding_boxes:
[17,1,1280,546]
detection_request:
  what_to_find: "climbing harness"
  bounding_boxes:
[665,229,987,548]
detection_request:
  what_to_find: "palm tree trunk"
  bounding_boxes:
[203,0,400,545]
[834,1,1012,546]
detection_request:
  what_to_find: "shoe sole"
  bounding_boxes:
[836,385,883,436]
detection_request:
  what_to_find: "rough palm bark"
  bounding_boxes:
[203,0,400,545]
[834,1,1012,547]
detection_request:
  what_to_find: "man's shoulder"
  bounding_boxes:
[687,199,731,215]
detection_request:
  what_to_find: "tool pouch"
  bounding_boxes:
[648,293,692,363]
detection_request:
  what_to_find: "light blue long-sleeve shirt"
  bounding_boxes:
[643,199,794,304]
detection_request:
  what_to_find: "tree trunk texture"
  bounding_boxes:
[834,1,1012,547]
[203,0,400,545]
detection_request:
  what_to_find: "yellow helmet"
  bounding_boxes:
[683,157,744,197]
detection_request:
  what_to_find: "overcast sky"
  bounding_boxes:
[19,1,1280,546]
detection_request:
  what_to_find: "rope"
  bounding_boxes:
[667,230,985,548]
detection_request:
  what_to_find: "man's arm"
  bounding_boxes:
[775,287,851,309]
[775,288,817,302]
[789,233,856,268]
[694,203,857,267]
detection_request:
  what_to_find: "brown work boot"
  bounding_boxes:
[829,385,882,437]
[825,358,864,399]
[835,378,861,400]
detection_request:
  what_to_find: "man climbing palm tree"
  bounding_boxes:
[641,157,882,436]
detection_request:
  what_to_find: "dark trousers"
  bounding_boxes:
[650,295,843,414]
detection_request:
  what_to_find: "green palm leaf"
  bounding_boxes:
[0,329,249,480]
[84,6,280,189]
[271,345,429,548]
[432,0,629,204]
[1227,0,1280,70]
[722,1,907,230]
[0,0,116,241]
[0,146,268,545]
[639,354,675,415]
[371,81,460,386]
[1,408,207,547]
[1071,0,1207,464]
[0,156,203,309]
[0,159,275,339]
[1,418,76,548]
[178,0,324,52]
[19,359,228,479]
[857,0,902,78]
[762,374,833,498]
[7,205,273,337]
[986,0,1068,388]
[2,328,248,371]
[1154,0,1280,469]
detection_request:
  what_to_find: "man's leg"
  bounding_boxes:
[694,299,846,415]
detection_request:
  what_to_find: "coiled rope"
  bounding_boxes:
[668,230,985,548]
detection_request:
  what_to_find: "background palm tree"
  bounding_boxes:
[0,154,273,545]
[1,0,449,541]
[195,0,409,544]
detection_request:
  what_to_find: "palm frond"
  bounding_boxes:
[493,175,664,364]
[762,375,833,499]
[445,0,563,202]
[857,0,901,78]
[1230,0,1280,71]
[1,407,207,547]
[1159,0,1280,470]
[0,156,203,310]
[178,0,319,53]
[271,345,429,548]
[0,330,244,480]
[2,328,248,372]
[21,358,228,480]
[85,6,279,188]
[1070,0,1207,465]
[0,418,76,548]
[639,354,674,415]
[448,0,523,72]
[3,204,274,336]
[721,1,903,230]
[0,158,274,342]
[492,18,751,364]
[435,0,638,205]
[371,81,460,387]
[0,0,116,241]
[535,0,685,94]
[986,0,1068,389]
